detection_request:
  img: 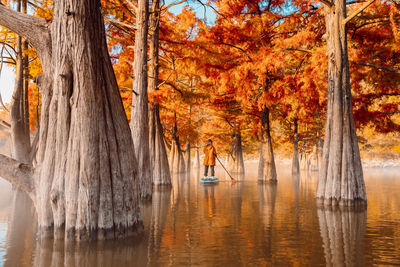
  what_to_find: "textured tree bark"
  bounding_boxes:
[227,131,245,180]
[0,0,142,241]
[258,108,277,183]
[131,0,152,200]
[317,206,366,266]
[148,0,171,187]
[10,0,30,164]
[291,119,300,175]
[317,0,366,206]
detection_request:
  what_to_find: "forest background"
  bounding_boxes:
[0,0,399,165]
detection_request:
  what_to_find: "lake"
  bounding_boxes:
[0,163,399,266]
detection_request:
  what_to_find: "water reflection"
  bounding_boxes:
[318,206,366,267]
[27,187,173,267]
[0,165,400,266]
[4,189,36,267]
[258,184,277,229]
[258,184,277,259]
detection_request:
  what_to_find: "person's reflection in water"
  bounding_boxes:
[4,189,37,267]
[317,205,366,267]
[203,185,216,223]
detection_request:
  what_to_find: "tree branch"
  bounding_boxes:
[343,0,376,25]
[0,154,34,195]
[355,62,400,73]
[0,4,51,59]
[320,0,334,8]
[0,119,10,128]
[214,42,253,61]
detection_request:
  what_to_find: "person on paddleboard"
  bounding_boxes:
[203,139,217,177]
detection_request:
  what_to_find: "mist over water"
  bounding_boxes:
[0,163,399,266]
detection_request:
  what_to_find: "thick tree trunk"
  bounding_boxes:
[317,0,366,206]
[130,0,152,200]
[258,108,277,183]
[0,0,142,241]
[291,119,300,175]
[227,131,245,180]
[148,0,171,187]
[318,206,366,266]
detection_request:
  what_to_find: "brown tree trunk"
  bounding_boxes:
[169,116,185,174]
[317,0,366,206]
[291,119,300,175]
[130,0,152,200]
[185,142,191,172]
[227,131,245,180]
[310,142,319,171]
[148,0,171,187]
[258,108,277,183]
[0,0,142,241]
[193,146,200,169]
[10,0,30,164]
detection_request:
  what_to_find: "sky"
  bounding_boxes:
[0,0,216,105]
[0,66,14,105]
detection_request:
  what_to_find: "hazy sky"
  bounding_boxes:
[0,0,216,104]
[0,66,14,104]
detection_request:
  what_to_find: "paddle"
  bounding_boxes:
[216,155,236,182]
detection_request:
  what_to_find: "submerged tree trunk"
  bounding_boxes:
[0,0,142,241]
[7,2,36,258]
[258,108,277,183]
[148,0,171,187]
[227,131,245,180]
[317,0,366,206]
[310,142,319,171]
[291,119,300,175]
[131,0,152,199]
[185,143,191,172]
[169,120,185,174]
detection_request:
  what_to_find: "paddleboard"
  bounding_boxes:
[200,176,219,184]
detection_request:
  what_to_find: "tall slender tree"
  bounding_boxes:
[148,0,171,187]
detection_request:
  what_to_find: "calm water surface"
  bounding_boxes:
[0,163,399,266]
